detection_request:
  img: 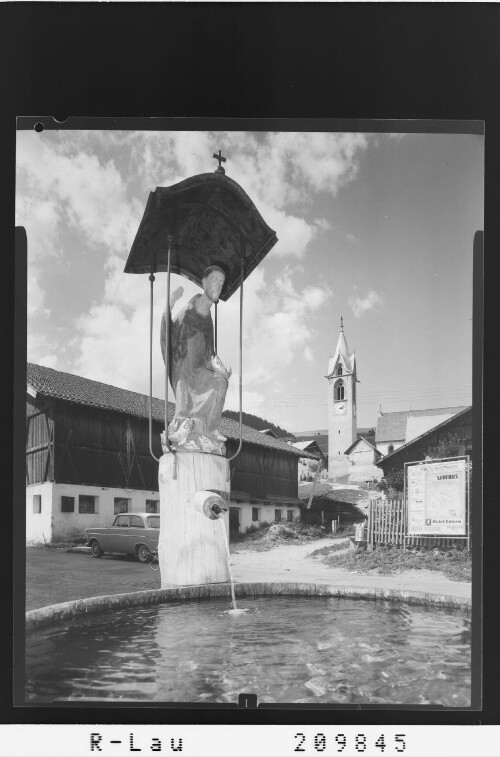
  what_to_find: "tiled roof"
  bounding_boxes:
[26,363,315,459]
[291,440,323,460]
[294,433,328,458]
[375,406,468,443]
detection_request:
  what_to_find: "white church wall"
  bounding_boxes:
[376,440,405,457]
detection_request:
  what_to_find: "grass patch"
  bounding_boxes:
[313,544,471,582]
[30,536,87,549]
[309,540,350,557]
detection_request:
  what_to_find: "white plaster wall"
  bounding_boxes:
[233,500,301,533]
[50,484,161,541]
[328,456,350,480]
[26,483,54,544]
[347,446,383,483]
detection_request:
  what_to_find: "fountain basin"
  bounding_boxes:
[25,586,471,706]
[26,581,471,631]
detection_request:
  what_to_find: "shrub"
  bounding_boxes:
[378,468,404,496]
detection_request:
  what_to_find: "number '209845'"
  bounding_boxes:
[294,733,406,753]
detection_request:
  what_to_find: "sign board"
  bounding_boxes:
[406,457,468,537]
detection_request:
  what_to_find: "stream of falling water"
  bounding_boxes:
[219,518,247,615]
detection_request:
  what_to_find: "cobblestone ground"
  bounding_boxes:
[26,548,161,611]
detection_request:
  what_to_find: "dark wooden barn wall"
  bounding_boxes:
[26,396,298,498]
[26,397,55,484]
[226,439,298,499]
[53,401,163,489]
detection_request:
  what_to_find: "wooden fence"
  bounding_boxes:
[367,499,405,547]
[367,499,467,549]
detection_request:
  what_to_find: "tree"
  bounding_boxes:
[426,432,464,460]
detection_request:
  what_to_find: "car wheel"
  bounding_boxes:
[137,544,151,563]
[90,540,103,558]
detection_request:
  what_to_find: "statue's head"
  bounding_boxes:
[202,264,226,303]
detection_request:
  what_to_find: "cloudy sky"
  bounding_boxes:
[16,128,483,432]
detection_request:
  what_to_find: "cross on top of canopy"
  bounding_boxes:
[124,171,278,301]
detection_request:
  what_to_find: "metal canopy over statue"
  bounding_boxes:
[125,152,278,587]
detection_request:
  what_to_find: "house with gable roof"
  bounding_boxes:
[25,363,316,543]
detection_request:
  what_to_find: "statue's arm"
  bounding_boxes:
[160,286,184,362]
[169,286,184,310]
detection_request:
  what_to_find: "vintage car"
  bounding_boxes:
[85,512,160,562]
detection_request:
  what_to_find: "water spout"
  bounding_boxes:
[219,518,247,615]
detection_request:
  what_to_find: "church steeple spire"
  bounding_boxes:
[327,318,353,377]
[326,316,358,477]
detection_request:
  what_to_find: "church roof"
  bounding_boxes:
[375,406,472,466]
[376,406,469,443]
[26,363,316,459]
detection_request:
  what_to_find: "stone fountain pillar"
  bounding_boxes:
[158,452,231,587]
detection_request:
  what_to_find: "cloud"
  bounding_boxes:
[314,218,332,233]
[342,231,360,246]
[17,129,360,404]
[126,130,370,259]
[303,346,314,362]
[348,289,384,317]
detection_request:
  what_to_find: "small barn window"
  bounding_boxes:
[146,499,159,514]
[114,497,129,515]
[337,364,343,376]
[334,380,345,401]
[61,496,74,513]
[79,495,96,514]
[388,444,394,454]
[251,507,260,522]
[274,509,282,522]
[33,495,41,514]
[287,510,294,522]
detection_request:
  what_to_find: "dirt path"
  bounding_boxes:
[26,537,471,612]
[229,538,471,600]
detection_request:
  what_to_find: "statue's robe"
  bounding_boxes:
[160,294,227,437]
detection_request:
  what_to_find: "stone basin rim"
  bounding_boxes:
[25,582,471,630]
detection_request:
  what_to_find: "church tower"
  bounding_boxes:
[326,318,358,479]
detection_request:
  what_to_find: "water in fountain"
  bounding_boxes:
[219,518,247,615]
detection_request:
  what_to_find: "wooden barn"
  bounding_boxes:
[26,363,315,543]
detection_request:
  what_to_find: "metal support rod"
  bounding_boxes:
[227,257,245,465]
[214,301,218,355]
[164,235,177,476]
[148,270,160,463]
